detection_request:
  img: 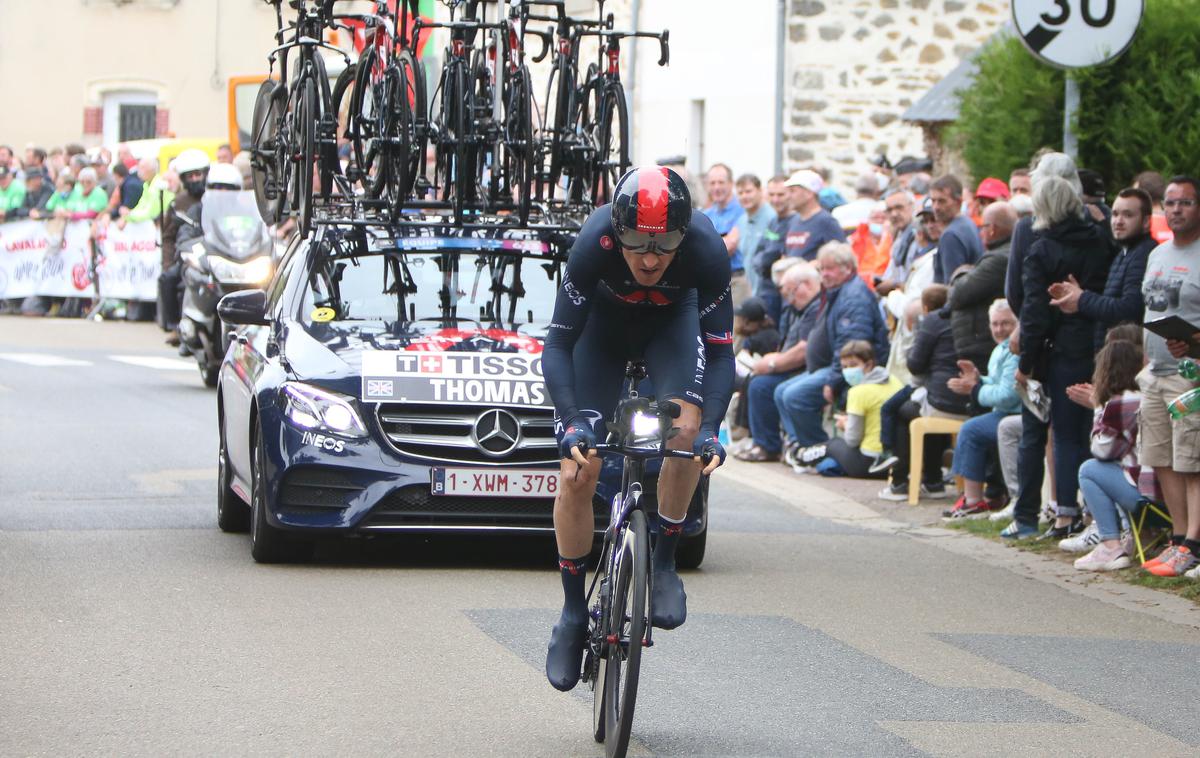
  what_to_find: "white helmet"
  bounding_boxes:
[174,148,211,175]
[206,163,244,190]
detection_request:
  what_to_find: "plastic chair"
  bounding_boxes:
[908,416,965,505]
[1130,497,1173,565]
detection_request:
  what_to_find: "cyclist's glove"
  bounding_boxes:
[693,428,726,470]
[559,419,596,460]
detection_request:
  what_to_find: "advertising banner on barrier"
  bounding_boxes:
[96,221,160,301]
[0,220,160,301]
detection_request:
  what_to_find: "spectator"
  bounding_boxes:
[112,162,145,214]
[776,242,889,459]
[1049,187,1156,350]
[753,175,795,322]
[122,157,170,228]
[878,284,960,500]
[894,156,933,192]
[22,145,46,175]
[781,170,847,263]
[90,151,116,197]
[732,174,777,297]
[8,168,51,220]
[116,144,137,170]
[929,174,983,284]
[989,327,1026,523]
[1139,175,1200,576]
[877,190,917,295]
[942,300,1021,519]
[948,201,1018,372]
[1072,339,1152,571]
[42,171,76,217]
[1010,175,1112,540]
[51,167,108,220]
[1078,169,1109,214]
[46,147,66,180]
[832,172,881,231]
[848,201,892,289]
[973,177,1011,214]
[884,197,941,385]
[795,340,902,478]
[1134,170,1172,244]
[0,144,18,176]
[701,163,749,304]
[217,143,235,164]
[1009,168,1032,197]
[0,165,26,221]
[736,262,823,462]
[727,296,781,440]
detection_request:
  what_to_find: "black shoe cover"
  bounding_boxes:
[545,620,588,691]
[650,569,687,629]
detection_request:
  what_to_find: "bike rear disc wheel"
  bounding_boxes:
[604,507,647,758]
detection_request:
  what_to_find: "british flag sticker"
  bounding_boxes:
[704,331,734,345]
[366,379,394,398]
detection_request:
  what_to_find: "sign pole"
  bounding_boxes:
[1063,74,1079,159]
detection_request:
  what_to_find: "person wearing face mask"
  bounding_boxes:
[790,340,902,478]
[848,201,892,290]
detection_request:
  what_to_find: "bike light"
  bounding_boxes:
[282,382,368,439]
[630,411,660,440]
[207,255,273,285]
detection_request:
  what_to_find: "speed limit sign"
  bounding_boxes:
[1012,0,1144,68]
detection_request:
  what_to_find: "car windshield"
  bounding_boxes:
[298,247,563,328]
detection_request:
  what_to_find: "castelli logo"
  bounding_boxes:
[600,235,613,250]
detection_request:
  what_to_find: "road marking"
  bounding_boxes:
[0,352,92,367]
[110,355,195,371]
[130,468,214,495]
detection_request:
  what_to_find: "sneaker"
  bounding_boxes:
[1184,562,1200,579]
[868,450,899,475]
[1039,501,1057,524]
[1059,521,1101,553]
[1001,520,1039,540]
[1120,530,1135,558]
[942,497,993,521]
[1074,543,1132,572]
[650,568,687,629]
[782,442,801,468]
[798,444,827,465]
[733,445,779,463]
[1143,544,1178,569]
[989,500,1016,522]
[1038,517,1084,541]
[790,462,818,475]
[920,482,949,499]
[1145,545,1198,577]
[878,483,909,502]
[545,619,589,692]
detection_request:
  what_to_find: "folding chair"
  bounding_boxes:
[908,416,964,505]
[1129,497,1173,565]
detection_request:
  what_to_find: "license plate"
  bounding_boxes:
[431,467,558,498]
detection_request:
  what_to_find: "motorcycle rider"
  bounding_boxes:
[158,149,210,347]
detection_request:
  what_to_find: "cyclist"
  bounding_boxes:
[542,166,735,691]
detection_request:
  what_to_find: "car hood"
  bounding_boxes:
[280,319,550,397]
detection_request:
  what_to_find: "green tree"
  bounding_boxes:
[950,0,1200,190]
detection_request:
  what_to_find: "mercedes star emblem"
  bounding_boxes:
[472,409,521,457]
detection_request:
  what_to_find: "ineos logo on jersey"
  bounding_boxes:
[301,430,346,453]
[694,335,706,386]
[562,274,587,306]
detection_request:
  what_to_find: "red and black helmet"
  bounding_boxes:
[610,166,692,254]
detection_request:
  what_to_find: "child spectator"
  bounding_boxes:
[1072,340,1156,571]
[792,340,902,477]
[942,301,1021,519]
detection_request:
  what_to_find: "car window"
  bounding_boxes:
[266,238,303,315]
[298,251,560,326]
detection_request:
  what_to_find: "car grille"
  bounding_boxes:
[375,403,558,465]
[360,484,605,530]
[278,468,365,510]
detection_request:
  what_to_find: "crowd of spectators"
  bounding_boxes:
[714,151,1200,581]
[0,141,243,318]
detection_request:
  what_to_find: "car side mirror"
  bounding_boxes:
[217,289,270,326]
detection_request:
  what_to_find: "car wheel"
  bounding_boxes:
[201,362,219,388]
[249,425,312,563]
[216,410,250,533]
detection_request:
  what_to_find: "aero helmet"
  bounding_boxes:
[610,166,691,254]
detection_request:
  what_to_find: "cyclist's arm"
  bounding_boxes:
[543,210,607,430]
[693,216,736,434]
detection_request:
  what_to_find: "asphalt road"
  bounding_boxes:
[2,317,1199,757]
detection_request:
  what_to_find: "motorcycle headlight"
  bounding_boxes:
[281,382,368,439]
[207,255,273,285]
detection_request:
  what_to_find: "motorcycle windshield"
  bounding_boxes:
[200,190,271,261]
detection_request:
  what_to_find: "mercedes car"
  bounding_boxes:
[214,222,708,565]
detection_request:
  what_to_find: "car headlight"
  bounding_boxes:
[281,382,368,438]
[207,255,273,285]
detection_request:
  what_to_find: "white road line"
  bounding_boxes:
[109,355,196,371]
[0,352,93,367]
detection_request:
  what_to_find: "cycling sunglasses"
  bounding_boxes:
[616,227,686,256]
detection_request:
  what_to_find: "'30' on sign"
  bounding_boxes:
[1012,0,1144,69]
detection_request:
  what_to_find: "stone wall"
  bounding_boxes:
[784,0,1010,184]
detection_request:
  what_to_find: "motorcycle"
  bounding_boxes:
[178,189,275,387]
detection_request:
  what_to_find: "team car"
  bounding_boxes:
[214,222,709,565]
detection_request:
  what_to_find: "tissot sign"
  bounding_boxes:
[361,351,550,407]
[1012,0,1144,69]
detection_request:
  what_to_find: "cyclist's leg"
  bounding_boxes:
[547,300,626,691]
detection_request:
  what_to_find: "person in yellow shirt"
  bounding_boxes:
[792,340,902,477]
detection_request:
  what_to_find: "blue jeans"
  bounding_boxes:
[748,372,789,454]
[951,411,1007,481]
[1077,458,1141,541]
[774,366,835,448]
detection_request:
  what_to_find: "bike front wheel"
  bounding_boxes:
[604,507,648,758]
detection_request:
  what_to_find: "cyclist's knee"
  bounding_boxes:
[668,400,701,449]
[558,457,601,493]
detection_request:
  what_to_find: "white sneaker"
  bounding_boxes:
[1074,543,1132,572]
[1185,562,1200,579]
[878,483,908,502]
[1039,501,1057,525]
[1059,521,1100,553]
[989,501,1015,522]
